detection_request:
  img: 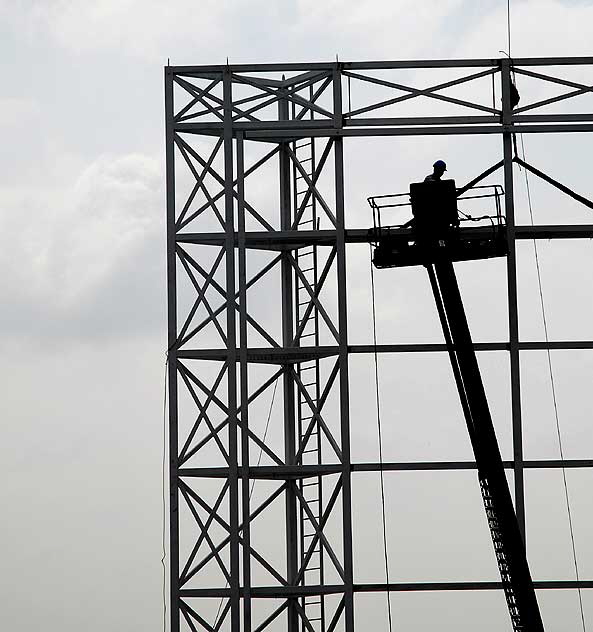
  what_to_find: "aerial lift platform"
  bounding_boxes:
[369,180,544,632]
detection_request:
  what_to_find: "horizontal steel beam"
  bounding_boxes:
[176,225,593,248]
[355,579,593,592]
[169,57,593,75]
[243,124,593,140]
[177,123,593,138]
[177,116,593,134]
[180,579,593,598]
[179,459,593,479]
[177,341,593,362]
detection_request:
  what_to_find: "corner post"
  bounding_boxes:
[333,62,355,632]
[165,65,180,632]
[223,66,241,632]
[501,57,526,540]
[279,83,299,632]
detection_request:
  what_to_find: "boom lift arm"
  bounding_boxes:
[427,259,544,632]
[369,178,545,631]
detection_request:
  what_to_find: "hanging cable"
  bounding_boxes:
[518,134,586,632]
[506,0,512,58]
[369,247,394,632]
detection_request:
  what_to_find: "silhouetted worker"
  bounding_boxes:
[402,160,459,233]
[510,82,520,109]
[424,159,447,182]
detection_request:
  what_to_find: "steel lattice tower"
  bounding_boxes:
[165,57,593,632]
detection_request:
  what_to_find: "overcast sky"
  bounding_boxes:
[2,1,593,631]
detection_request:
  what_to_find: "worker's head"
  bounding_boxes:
[433,160,447,178]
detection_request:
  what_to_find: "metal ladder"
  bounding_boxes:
[479,476,522,628]
[291,95,326,632]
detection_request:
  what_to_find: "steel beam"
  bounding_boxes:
[165,66,181,632]
[502,59,526,538]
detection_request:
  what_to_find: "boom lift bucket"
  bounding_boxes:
[369,180,508,269]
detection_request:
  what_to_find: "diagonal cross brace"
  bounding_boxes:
[175,137,226,229]
[177,246,227,345]
[343,67,499,118]
[176,137,224,229]
[174,77,223,122]
[174,76,225,122]
[175,134,275,232]
[234,71,332,122]
[180,480,229,583]
[180,480,288,586]
[291,364,343,462]
[178,144,280,231]
[292,247,337,346]
[180,483,232,584]
[179,365,285,467]
[233,73,333,120]
[295,359,341,462]
[178,364,230,465]
[288,252,339,343]
[291,139,334,230]
[294,478,345,583]
[176,253,283,350]
[180,482,288,586]
[176,246,281,349]
[513,67,593,114]
[286,144,337,226]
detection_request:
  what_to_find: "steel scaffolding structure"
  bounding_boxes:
[165,57,593,632]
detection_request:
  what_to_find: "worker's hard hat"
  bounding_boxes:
[433,160,447,170]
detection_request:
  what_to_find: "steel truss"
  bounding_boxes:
[165,57,593,631]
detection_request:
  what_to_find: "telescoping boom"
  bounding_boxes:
[370,178,544,632]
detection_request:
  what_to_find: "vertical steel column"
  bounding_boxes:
[333,63,355,632]
[237,132,252,632]
[165,66,180,632]
[279,94,298,632]
[223,67,241,632]
[501,58,526,538]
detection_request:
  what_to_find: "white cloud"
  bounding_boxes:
[0,152,165,346]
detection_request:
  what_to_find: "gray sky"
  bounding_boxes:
[2,1,593,631]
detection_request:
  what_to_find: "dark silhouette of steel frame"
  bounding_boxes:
[165,56,593,632]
